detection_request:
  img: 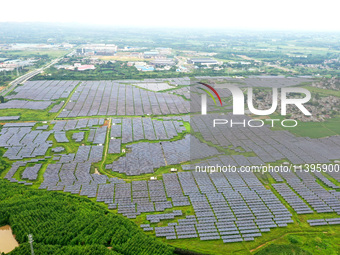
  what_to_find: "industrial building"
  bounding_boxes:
[77,44,118,56]
[150,59,175,67]
[144,51,160,58]
[188,58,218,65]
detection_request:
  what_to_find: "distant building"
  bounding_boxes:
[188,58,218,65]
[0,59,35,71]
[55,64,75,70]
[134,62,147,66]
[55,63,96,71]
[77,65,96,71]
[144,51,159,58]
[155,47,172,55]
[176,66,189,72]
[121,46,147,51]
[150,59,175,67]
[135,65,154,71]
[77,44,118,56]
[76,48,86,55]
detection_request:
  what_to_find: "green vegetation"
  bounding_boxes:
[302,86,340,97]
[7,243,120,255]
[0,179,175,255]
[0,149,10,176]
[270,115,340,138]
[1,50,68,59]
[255,244,312,255]
[0,50,68,87]
[0,100,64,121]
[35,61,188,80]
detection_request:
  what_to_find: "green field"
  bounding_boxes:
[0,99,65,121]
[270,115,340,138]
[303,86,340,97]
[1,50,69,59]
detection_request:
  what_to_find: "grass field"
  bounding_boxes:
[0,99,65,121]
[2,50,69,58]
[303,86,340,97]
[270,115,340,138]
[0,108,57,121]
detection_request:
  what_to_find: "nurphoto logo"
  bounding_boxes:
[200,83,311,116]
[199,83,312,128]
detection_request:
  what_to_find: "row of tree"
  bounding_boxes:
[0,179,175,255]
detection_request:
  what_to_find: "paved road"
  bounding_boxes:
[0,56,63,96]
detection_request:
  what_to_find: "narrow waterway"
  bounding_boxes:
[0,225,19,254]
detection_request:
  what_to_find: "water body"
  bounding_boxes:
[0,225,19,254]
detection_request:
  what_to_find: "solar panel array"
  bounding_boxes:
[0,125,52,160]
[52,147,65,153]
[4,158,48,185]
[278,171,340,214]
[0,100,52,110]
[308,218,340,226]
[314,172,339,189]
[190,114,340,165]
[39,144,104,191]
[54,131,69,143]
[108,135,220,175]
[0,77,312,113]
[136,171,295,241]
[1,76,340,246]
[93,126,107,144]
[0,116,20,121]
[111,117,187,143]
[36,125,48,130]
[192,76,312,88]
[22,164,42,180]
[59,81,190,117]
[3,123,36,127]
[3,149,340,244]
[6,80,78,100]
[49,101,65,113]
[108,139,121,154]
[0,119,106,162]
[272,183,313,214]
[1,81,78,111]
[132,82,174,91]
[52,118,104,131]
[131,77,191,90]
[72,132,85,142]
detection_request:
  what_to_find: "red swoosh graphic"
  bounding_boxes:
[198,82,223,106]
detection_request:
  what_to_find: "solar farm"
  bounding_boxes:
[1,76,340,254]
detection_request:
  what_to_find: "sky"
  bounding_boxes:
[1,0,340,31]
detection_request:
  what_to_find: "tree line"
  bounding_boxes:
[0,179,175,255]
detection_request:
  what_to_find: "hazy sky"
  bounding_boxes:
[2,0,340,31]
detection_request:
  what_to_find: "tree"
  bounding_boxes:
[0,96,4,103]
